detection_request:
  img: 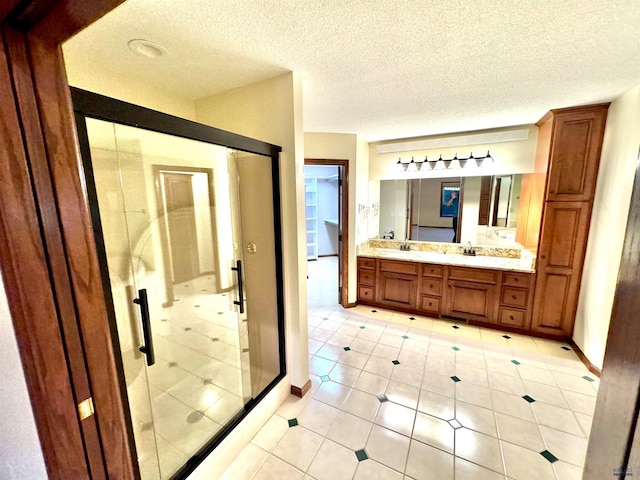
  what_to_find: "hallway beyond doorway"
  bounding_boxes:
[307,257,340,309]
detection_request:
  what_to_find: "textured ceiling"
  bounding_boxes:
[63,0,640,142]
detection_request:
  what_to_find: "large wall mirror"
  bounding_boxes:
[378,174,523,246]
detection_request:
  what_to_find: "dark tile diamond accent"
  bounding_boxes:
[392,360,400,365]
[168,362,178,368]
[402,335,409,339]
[194,305,201,308]
[409,317,415,320]
[343,346,351,351]
[203,378,214,385]
[174,299,180,302]
[377,394,389,403]
[522,395,536,403]
[360,325,366,329]
[140,421,153,432]
[222,294,226,296]
[561,346,571,351]
[502,335,511,339]
[218,312,224,315]
[321,375,330,382]
[288,418,298,427]
[583,375,595,382]
[201,289,207,292]
[355,449,368,461]
[450,376,461,382]
[211,337,220,342]
[452,346,460,351]
[161,318,168,322]
[540,450,558,463]
[511,359,521,365]
[184,284,190,287]
[242,348,250,353]
[323,317,329,320]
[187,410,205,424]
[371,309,377,313]
[184,327,192,331]
[452,325,460,329]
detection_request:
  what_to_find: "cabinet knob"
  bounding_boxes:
[509,315,514,320]
[512,295,517,300]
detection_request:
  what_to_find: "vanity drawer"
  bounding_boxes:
[448,266,498,284]
[420,278,443,296]
[358,269,376,286]
[358,286,375,302]
[502,272,532,288]
[358,257,376,270]
[501,287,528,308]
[498,307,528,328]
[421,264,444,278]
[419,295,441,313]
[380,259,419,275]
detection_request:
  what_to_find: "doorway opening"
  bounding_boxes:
[304,159,349,308]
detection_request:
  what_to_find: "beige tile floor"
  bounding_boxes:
[220,263,597,480]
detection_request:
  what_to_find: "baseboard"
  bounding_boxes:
[569,339,602,378]
[290,379,312,398]
[344,302,357,308]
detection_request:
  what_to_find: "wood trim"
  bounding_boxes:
[4,25,107,478]
[25,0,126,43]
[26,34,136,479]
[568,340,601,378]
[305,159,349,307]
[0,25,90,480]
[290,379,312,398]
[584,148,640,478]
[0,1,20,23]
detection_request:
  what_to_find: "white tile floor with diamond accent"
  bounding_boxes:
[220,299,597,480]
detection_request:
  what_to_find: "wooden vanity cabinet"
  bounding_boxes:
[376,259,419,310]
[356,256,538,334]
[516,104,609,337]
[445,267,499,322]
[498,272,534,329]
[357,257,376,304]
[418,264,444,315]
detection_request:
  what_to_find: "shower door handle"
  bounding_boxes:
[231,260,245,314]
[134,288,155,366]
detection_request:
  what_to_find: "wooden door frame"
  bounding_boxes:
[1,2,133,479]
[304,159,350,307]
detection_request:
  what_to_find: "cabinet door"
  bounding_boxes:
[377,271,418,310]
[445,280,496,322]
[546,107,608,202]
[531,201,591,336]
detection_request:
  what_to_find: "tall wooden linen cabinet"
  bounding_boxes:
[517,104,609,337]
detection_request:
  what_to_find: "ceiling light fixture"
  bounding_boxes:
[127,39,167,58]
[396,151,494,171]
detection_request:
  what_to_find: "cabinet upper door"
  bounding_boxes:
[545,105,608,202]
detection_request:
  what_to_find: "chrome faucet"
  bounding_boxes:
[400,240,411,251]
[463,241,476,256]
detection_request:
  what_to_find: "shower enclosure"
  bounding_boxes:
[72,89,285,480]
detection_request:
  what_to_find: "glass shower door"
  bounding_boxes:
[85,118,250,479]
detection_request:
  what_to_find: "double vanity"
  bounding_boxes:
[357,239,537,334]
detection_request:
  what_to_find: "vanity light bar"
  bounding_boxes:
[396,151,494,171]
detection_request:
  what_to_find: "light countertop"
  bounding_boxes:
[357,246,535,273]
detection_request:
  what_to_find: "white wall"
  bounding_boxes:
[460,176,482,244]
[369,124,538,181]
[574,84,640,370]
[304,132,370,305]
[0,273,48,480]
[63,55,197,121]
